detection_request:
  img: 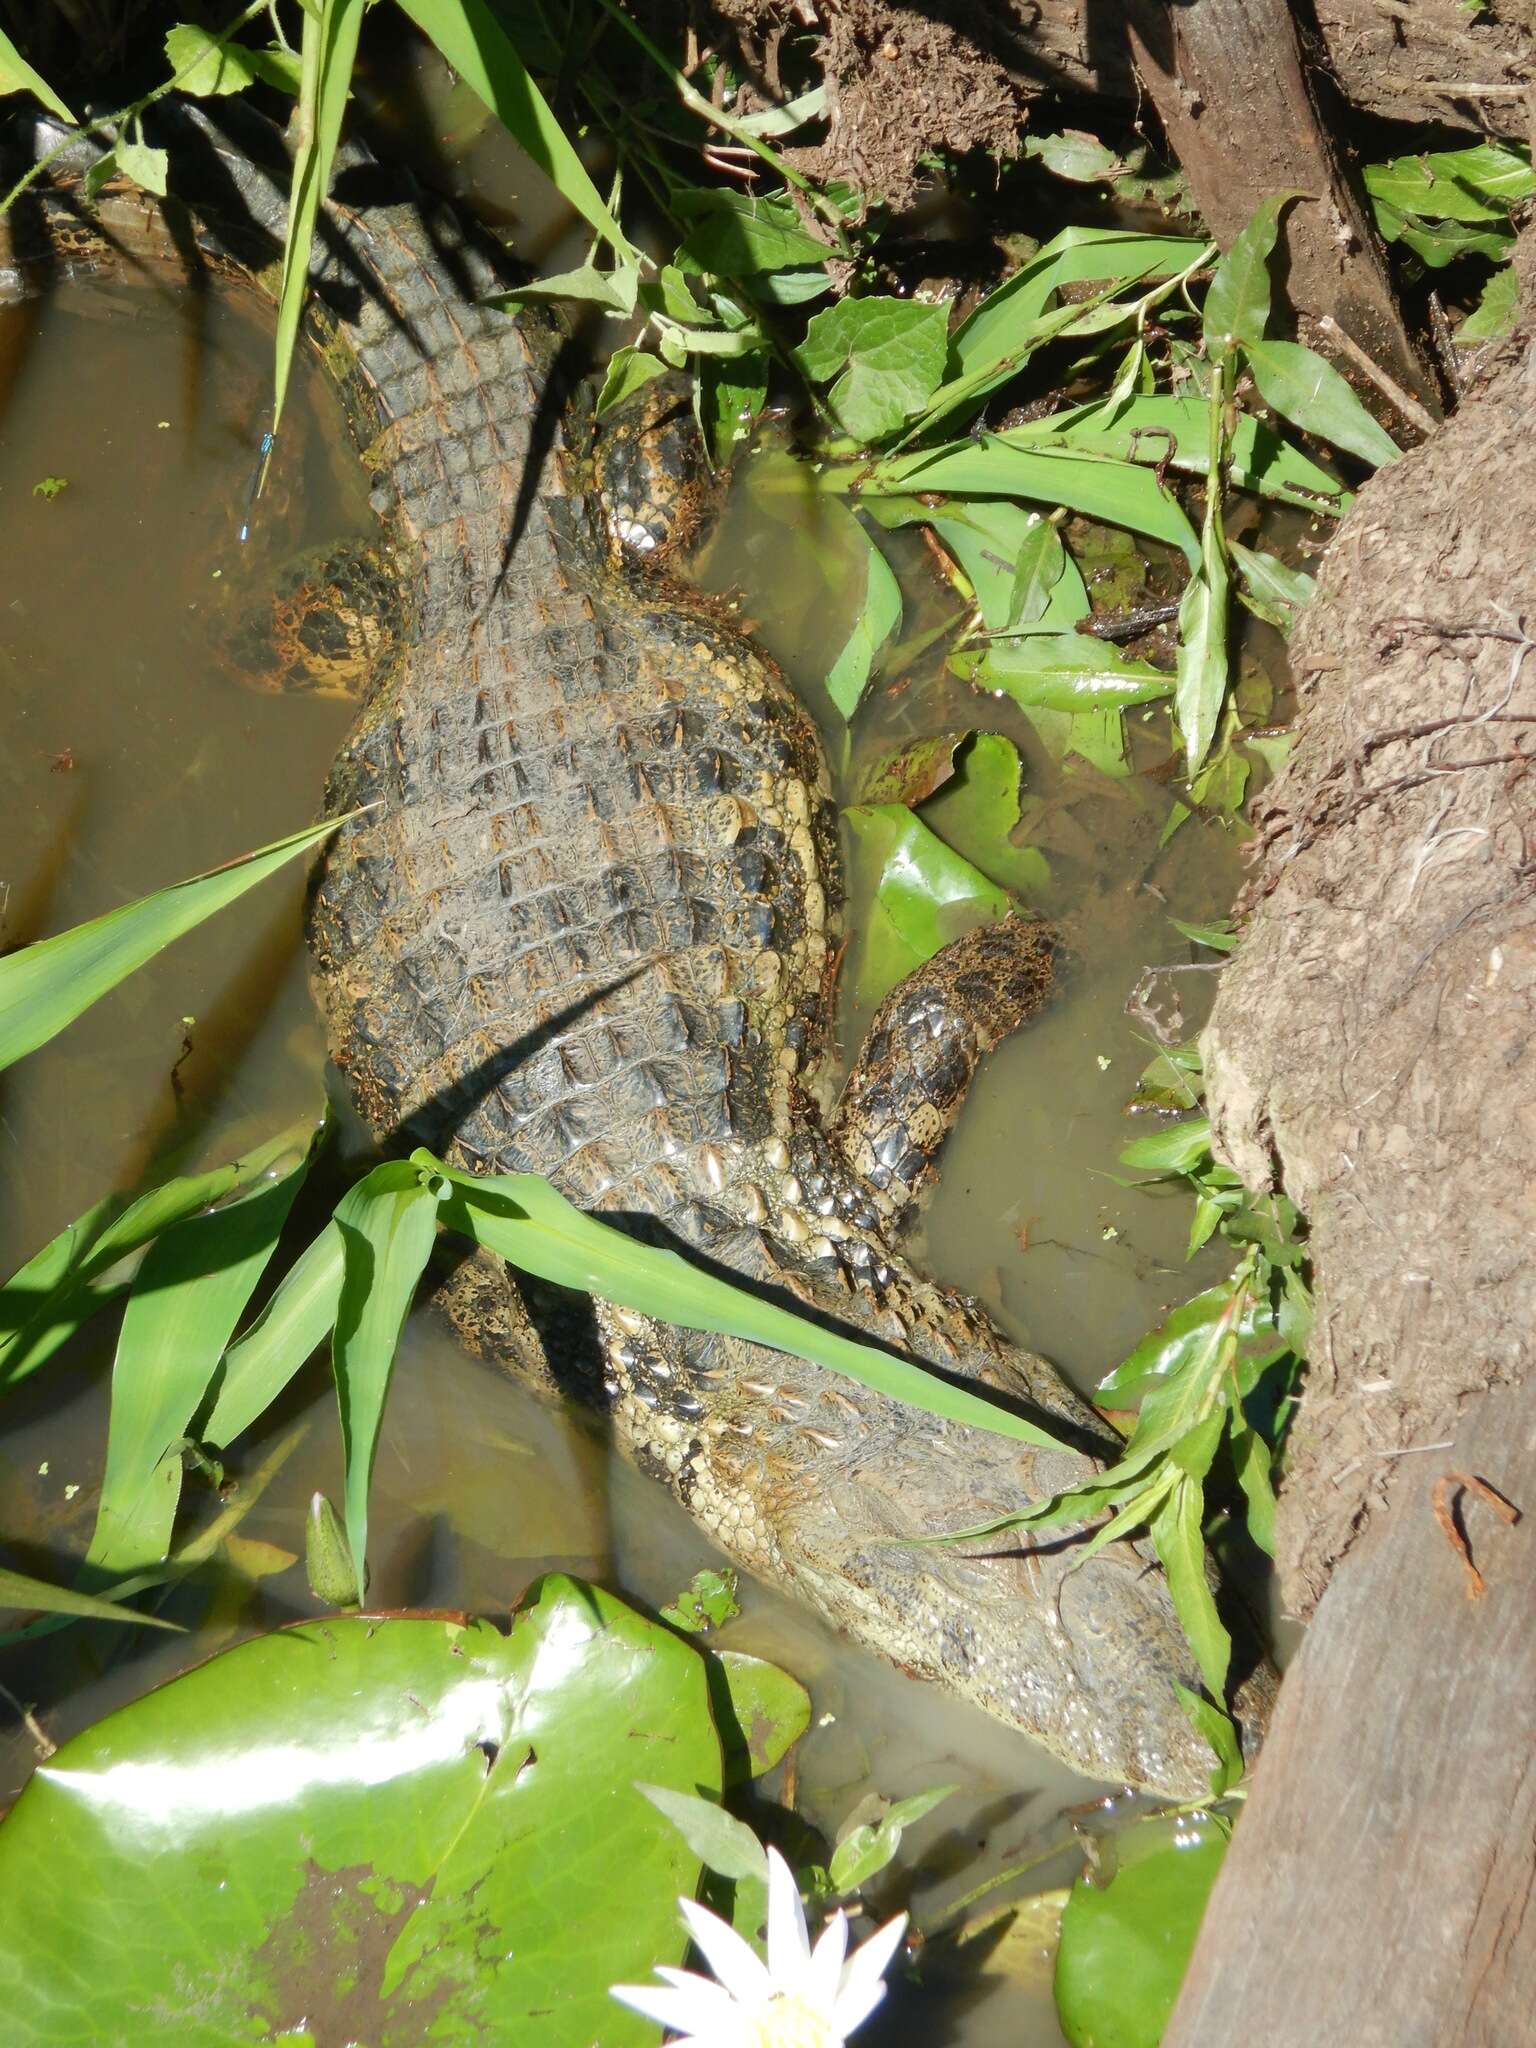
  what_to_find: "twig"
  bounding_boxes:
[1432,1470,1520,1601]
[1316,315,1437,437]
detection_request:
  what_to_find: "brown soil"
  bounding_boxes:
[699,1,1532,211]
[1201,235,1536,1619]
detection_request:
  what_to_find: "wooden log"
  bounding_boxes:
[1165,1387,1536,2045]
[1124,0,1438,405]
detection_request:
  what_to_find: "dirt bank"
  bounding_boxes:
[704,0,1532,208]
[1203,240,1536,1617]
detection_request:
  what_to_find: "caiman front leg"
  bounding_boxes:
[212,536,406,700]
[830,915,1056,1229]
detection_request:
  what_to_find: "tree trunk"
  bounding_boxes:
[1124,0,1438,405]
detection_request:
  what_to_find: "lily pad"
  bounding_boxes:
[0,1576,721,2044]
[845,802,1016,1008]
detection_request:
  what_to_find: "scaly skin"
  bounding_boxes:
[2,105,1267,1795]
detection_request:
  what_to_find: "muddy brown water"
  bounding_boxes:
[0,103,1262,2048]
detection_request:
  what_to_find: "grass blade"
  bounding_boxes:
[397,0,634,259]
[270,0,363,437]
[0,1566,180,1632]
[429,1158,1072,1455]
[0,816,350,1071]
[85,1143,314,1577]
[332,1163,440,1603]
[203,1219,344,1447]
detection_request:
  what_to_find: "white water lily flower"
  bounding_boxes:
[611,1844,908,2048]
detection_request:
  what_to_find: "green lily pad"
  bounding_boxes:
[711,1650,812,1783]
[845,802,1017,1008]
[0,1576,721,2044]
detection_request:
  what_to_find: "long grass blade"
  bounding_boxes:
[84,1140,315,1577]
[269,0,363,437]
[0,816,350,1071]
[427,1157,1072,1454]
[332,1163,439,1603]
[203,1219,345,1447]
[396,0,635,259]
[0,29,75,123]
[0,1566,181,1631]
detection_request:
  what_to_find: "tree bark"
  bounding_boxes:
[1124,0,1438,405]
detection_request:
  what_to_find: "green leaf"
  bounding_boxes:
[433,1158,1072,1455]
[333,1162,440,1602]
[1244,338,1401,469]
[1229,540,1315,632]
[961,635,1174,714]
[1025,130,1121,182]
[1364,143,1533,222]
[675,186,828,274]
[85,1142,312,1577]
[397,0,633,259]
[825,519,903,718]
[0,28,73,120]
[1378,203,1515,267]
[0,1582,721,2043]
[1118,1116,1213,1176]
[303,1489,359,1605]
[660,1566,741,1635]
[920,734,1050,898]
[705,352,770,464]
[828,1784,955,1894]
[1055,1812,1228,2048]
[0,815,348,1074]
[595,345,670,417]
[1460,260,1519,342]
[166,22,259,95]
[0,1566,180,1631]
[1174,1680,1245,1797]
[870,437,1200,562]
[857,732,965,806]
[1098,1278,1242,1404]
[1176,554,1229,776]
[1169,916,1237,952]
[1009,515,1067,626]
[844,803,1016,1007]
[923,500,1089,634]
[494,260,640,314]
[203,1217,345,1447]
[1204,193,1291,348]
[637,1783,768,1883]
[1151,1476,1230,1698]
[794,296,950,441]
[710,1651,811,1783]
[1230,1423,1278,1556]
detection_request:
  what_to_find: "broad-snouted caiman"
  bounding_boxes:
[1,104,1268,1797]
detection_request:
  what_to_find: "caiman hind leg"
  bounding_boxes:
[831,915,1056,1228]
[213,535,406,701]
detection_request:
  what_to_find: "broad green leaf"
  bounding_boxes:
[1020,704,1132,779]
[795,296,950,442]
[0,815,347,1071]
[857,732,964,806]
[870,437,1199,561]
[0,28,73,120]
[825,517,903,718]
[86,1145,312,1576]
[203,1217,345,1447]
[0,1583,721,2043]
[828,1784,955,1894]
[1118,1116,1213,1176]
[397,0,633,258]
[165,23,262,95]
[1459,259,1520,341]
[1014,393,1347,512]
[1204,193,1291,348]
[432,1158,1072,1455]
[675,186,828,273]
[920,733,1050,898]
[637,1783,768,1883]
[0,1566,180,1631]
[923,501,1089,634]
[333,1162,440,1602]
[1245,338,1400,468]
[494,260,640,313]
[961,635,1174,714]
[1377,204,1515,267]
[1174,1680,1245,1797]
[1098,1278,1244,1404]
[1169,916,1238,952]
[115,134,168,197]
[1151,1476,1230,1697]
[1025,130,1120,182]
[1364,143,1533,222]
[1010,515,1067,626]
[705,351,770,464]
[710,1652,811,1783]
[1230,1422,1278,1556]
[269,0,363,436]
[596,345,669,416]
[1230,540,1315,632]
[1055,1812,1228,2048]
[845,803,1016,1007]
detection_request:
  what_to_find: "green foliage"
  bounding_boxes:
[794,295,950,440]
[824,509,904,717]
[1363,140,1528,307]
[0,1581,728,2044]
[0,815,347,1071]
[1055,1811,1231,2047]
[824,1784,956,1897]
[661,1566,741,1634]
[0,1565,181,1630]
[30,473,67,498]
[0,27,73,120]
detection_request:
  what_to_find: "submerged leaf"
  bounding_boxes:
[845,801,1016,1007]
[710,1652,811,1783]
[825,517,903,717]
